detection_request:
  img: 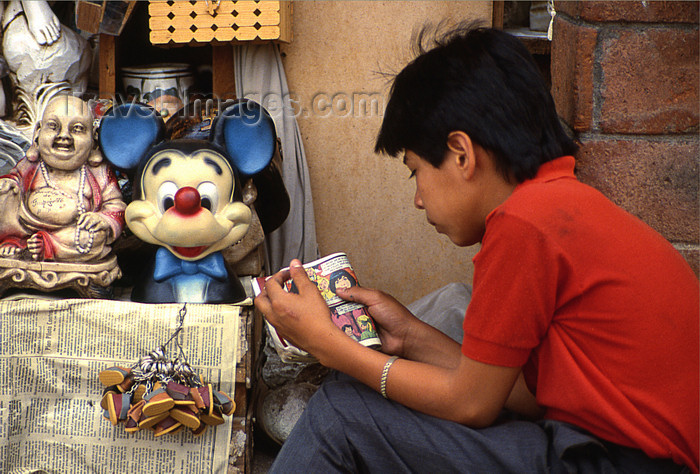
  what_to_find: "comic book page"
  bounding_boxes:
[252,253,381,363]
[0,297,240,474]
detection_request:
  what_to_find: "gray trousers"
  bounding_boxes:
[269,372,687,473]
[269,284,688,473]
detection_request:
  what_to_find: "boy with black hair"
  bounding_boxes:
[255,23,698,473]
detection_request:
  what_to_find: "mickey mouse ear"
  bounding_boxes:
[98,103,164,172]
[212,99,276,176]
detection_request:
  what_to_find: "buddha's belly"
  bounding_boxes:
[27,188,80,225]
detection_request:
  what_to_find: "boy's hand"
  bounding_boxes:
[335,286,418,358]
[254,260,342,360]
[337,286,463,367]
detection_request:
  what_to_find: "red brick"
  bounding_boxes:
[574,137,699,243]
[598,28,699,134]
[555,1,699,24]
[551,17,597,132]
[676,246,700,276]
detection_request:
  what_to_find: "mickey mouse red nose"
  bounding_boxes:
[174,187,201,215]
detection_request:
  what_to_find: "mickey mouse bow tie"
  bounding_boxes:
[153,248,228,282]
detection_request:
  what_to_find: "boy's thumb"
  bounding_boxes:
[336,285,368,304]
[288,260,314,290]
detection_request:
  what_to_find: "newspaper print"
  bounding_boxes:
[0,297,240,474]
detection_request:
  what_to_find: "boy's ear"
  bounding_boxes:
[446,131,476,179]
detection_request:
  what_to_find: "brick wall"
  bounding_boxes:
[551,1,699,275]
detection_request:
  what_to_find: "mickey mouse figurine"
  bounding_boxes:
[99,99,283,304]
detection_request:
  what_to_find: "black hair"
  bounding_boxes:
[375,21,577,182]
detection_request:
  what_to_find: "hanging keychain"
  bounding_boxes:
[98,304,235,437]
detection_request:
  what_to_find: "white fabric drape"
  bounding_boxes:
[233,43,319,272]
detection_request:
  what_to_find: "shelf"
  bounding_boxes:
[504,27,551,55]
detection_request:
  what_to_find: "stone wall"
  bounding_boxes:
[551,1,699,275]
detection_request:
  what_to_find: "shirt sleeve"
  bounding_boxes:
[461,210,572,367]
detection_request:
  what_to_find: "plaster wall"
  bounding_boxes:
[279,1,492,305]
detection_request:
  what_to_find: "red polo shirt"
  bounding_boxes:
[462,156,699,471]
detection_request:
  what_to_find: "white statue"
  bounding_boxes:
[0,1,91,128]
[0,95,125,262]
[5,0,61,46]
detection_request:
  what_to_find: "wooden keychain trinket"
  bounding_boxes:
[98,304,235,437]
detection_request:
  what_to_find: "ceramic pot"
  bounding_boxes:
[121,63,195,120]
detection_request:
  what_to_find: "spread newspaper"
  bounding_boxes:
[0,296,240,474]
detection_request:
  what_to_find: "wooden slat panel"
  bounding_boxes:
[227,11,280,25]
[172,29,196,43]
[212,29,236,42]
[255,26,280,40]
[148,0,289,44]
[148,12,280,30]
[149,29,170,44]
[149,0,280,16]
[233,27,261,41]
[151,27,283,44]
[149,2,208,16]
[230,1,280,12]
[193,28,216,43]
[150,11,280,29]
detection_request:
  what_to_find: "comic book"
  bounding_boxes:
[252,252,382,363]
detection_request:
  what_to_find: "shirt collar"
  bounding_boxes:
[522,155,576,185]
[484,156,577,230]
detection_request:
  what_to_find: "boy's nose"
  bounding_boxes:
[414,190,424,210]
